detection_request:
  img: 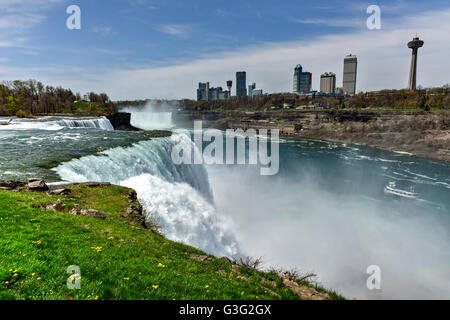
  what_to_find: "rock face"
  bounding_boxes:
[107,112,140,131]
[80,209,108,219]
[82,182,111,188]
[45,199,66,212]
[124,190,145,226]
[49,188,71,195]
[70,205,107,219]
[0,180,26,190]
[27,178,49,192]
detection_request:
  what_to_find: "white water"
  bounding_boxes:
[120,100,175,130]
[0,116,114,131]
[54,133,239,258]
[58,117,114,131]
[129,112,174,130]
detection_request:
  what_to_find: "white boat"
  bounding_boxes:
[0,119,12,125]
[384,182,419,199]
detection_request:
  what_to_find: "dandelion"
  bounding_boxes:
[152,285,159,290]
[5,281,9,285]
[157,263,166,268]
[32,240,42,245]
[123,277,130,281]
[94,296,99,300]
[91,246,102,253]
[37,277,41,280]
[32,273,36,277]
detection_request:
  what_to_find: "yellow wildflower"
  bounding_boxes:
[152,285,159,290]
[32,273,36,277]
[123,277,130,281]
[157,263,166,268]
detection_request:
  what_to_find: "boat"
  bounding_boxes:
[0,119,12,126]
[384,181,419,199]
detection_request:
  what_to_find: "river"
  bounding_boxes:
[0,113,449,299]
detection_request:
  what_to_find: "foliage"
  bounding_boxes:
[0,80,117,116]
[0,184,341,300]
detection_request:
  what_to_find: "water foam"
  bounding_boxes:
[54,133,239,258]
[58,117,114,131]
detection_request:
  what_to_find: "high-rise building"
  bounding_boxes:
[197,82,229,101]
[197,82,209,101]
[293,64,312,94]
[343,55,357,95]
[248,83,263,97]
[248,83,256,97]
[236,72,247,96]
[320,72,336,93]
[408,36,424,90]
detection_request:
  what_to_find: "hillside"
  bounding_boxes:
[0,182,342,300]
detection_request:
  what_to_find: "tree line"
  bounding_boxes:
[179,86,450,112]
[0,80,117,117]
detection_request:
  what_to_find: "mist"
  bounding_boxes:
[206,142,450,299]
[119,100,178,130]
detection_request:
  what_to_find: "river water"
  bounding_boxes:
[0,114,449,299]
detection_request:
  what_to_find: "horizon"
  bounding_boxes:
[1,0,450,100]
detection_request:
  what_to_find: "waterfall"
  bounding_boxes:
[58,117,114,131]
[54,133,239,258]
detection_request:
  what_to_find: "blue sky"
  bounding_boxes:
[1,0,450,99]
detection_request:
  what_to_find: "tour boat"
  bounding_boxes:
[384,181,419,199]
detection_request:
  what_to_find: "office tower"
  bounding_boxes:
[248,83,256,97]
[236,72,247,96]
[343,55,357,95]
[293,64,312,94]
[408,36,424,90]
[320,72,336,93]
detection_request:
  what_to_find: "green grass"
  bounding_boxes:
[0,184,341,300]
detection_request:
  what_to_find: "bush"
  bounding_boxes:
[16,110,35,118]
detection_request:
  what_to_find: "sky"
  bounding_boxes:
[0,0,450,100]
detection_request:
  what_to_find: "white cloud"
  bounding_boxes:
[292,17,365,28]
[155,24,193,38]
[4,7,450,101]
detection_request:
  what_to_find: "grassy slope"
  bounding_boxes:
[0,184,343,300]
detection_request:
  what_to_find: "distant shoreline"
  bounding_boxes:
[174,109,450,163]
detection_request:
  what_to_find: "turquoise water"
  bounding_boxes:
[1,115,449,299]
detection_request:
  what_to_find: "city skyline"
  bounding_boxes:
[0,1,449,100]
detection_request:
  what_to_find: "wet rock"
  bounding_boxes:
[80,208,108,219]
[27,179,49,192]
[49,188,71,195]
[0,180,25,190]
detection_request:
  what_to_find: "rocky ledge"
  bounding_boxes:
[0,179,145,226]
[107,112,141,131]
